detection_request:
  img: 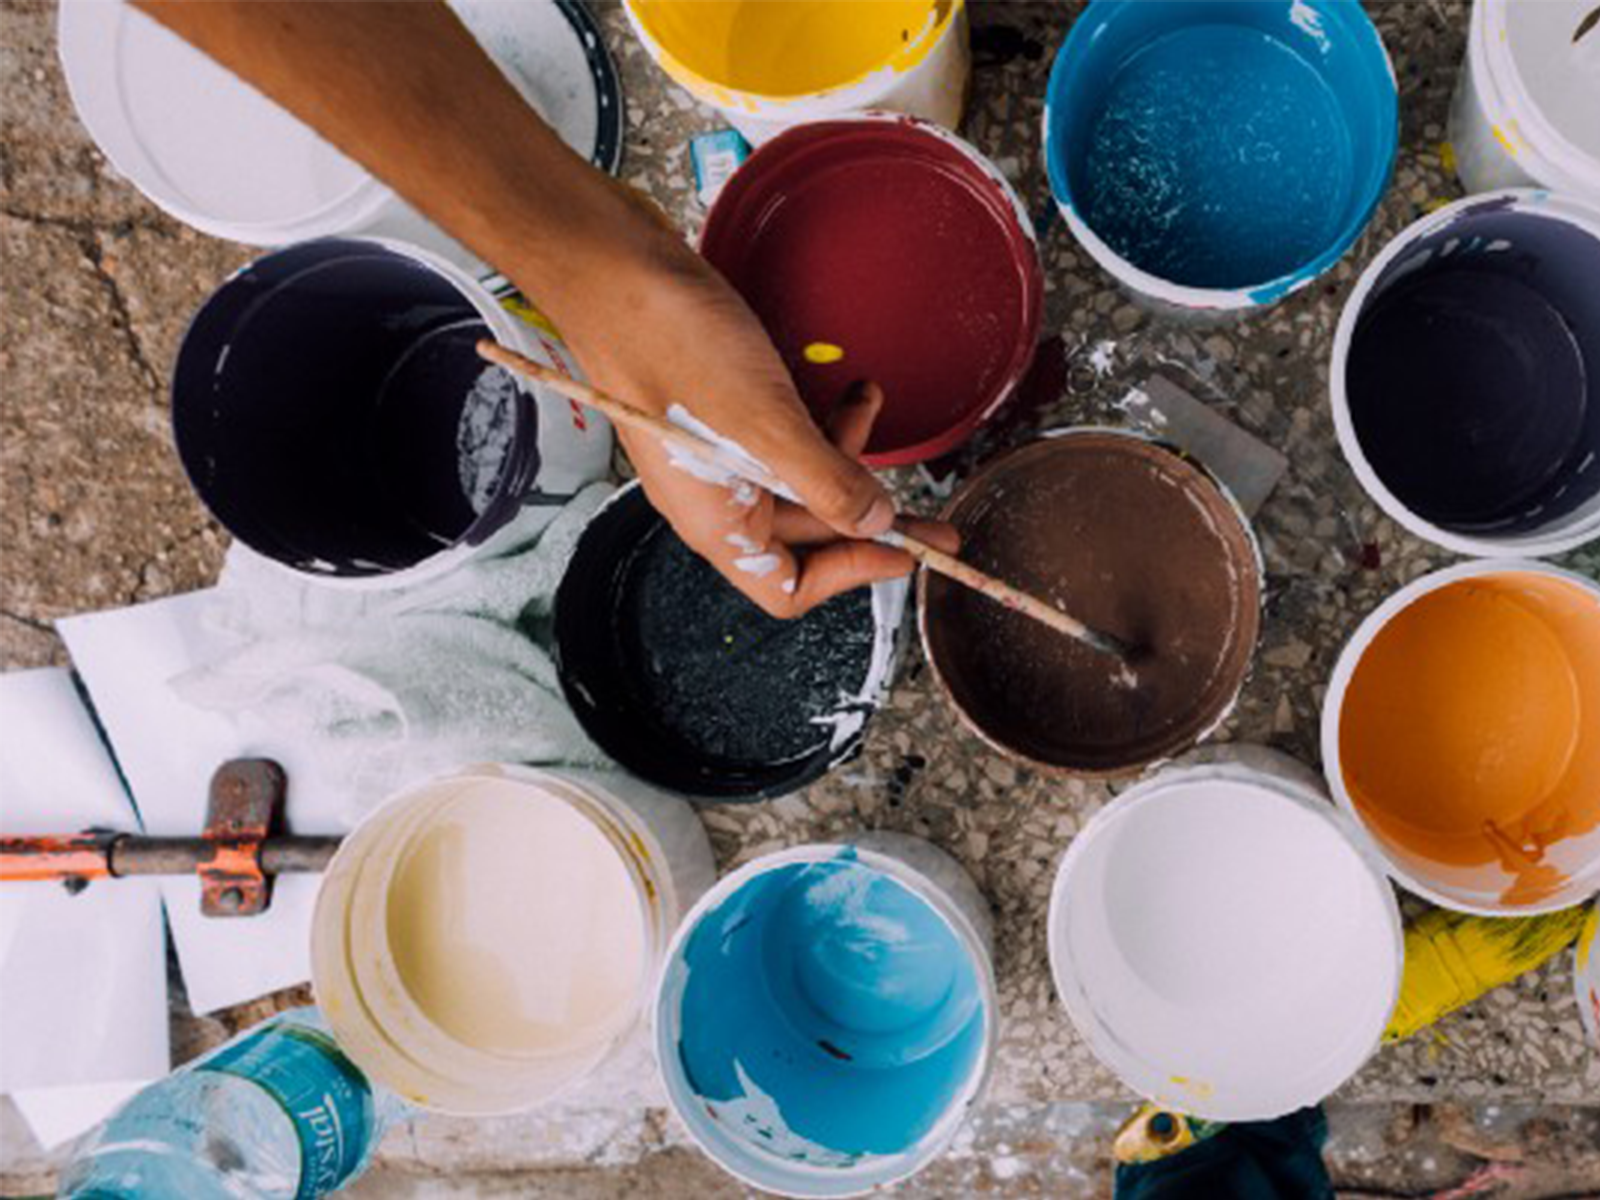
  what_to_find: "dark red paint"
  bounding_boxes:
[700,119,1043,465]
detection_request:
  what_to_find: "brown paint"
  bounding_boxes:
[919,432,1261,776]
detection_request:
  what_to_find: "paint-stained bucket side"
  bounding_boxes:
[1047,746,1403,1121]
[654,840,997,1197]
[1043,0,1397,311]
[1331,191,1600,558]
[1579,903,1600,1050]
[1322,560,1600,916]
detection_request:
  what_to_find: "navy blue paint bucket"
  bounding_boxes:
[554,484,905,803]
[1333,191,1600,557]
[1044,0,1397,312]
[654,836,997,1195]
[173,238,611,584]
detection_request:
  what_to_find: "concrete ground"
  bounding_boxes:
[2,0,1598,1196]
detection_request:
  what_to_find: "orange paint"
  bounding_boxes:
[1340,572,1600,906]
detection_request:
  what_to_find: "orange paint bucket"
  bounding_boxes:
[1323,561,1600,914]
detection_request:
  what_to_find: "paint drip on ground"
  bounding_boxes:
[922,434,1259,774]
[674,855,984,1165]
[701,120,1040,462]
[628,0,944,98]
[1339,572,1600,907]
[385,779,645,1057]
[619,528,873,764]
[1079,24,1355,289]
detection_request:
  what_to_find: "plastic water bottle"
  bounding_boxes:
[58,1007,405,1199]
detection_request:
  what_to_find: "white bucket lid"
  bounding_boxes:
[58,0,619,251]
[1048,760,1402,1121]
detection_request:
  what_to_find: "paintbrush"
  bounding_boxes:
[477,340,1133,662]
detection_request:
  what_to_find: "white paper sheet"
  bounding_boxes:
[59,593,350,1014]
[0,668,168,1146]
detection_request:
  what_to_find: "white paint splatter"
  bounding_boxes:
[1086,338,1118,377]
[1289,0,1331,51]
[734,553,781,578]
[781,578,797,595]
[725,532,763,554]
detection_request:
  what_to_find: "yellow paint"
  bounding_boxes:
[1340,573,1600,907]
[803,341,845,364]
[500,293,563,339]
[1166,1075,1215,1099]
[1492,123,1519,158]
[1580,906,1597,972]
[1384,906,1590,1042]
[1438,141,1458,176]
[628,0,955,100]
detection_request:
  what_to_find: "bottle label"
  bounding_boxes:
[199,1023,373,1199]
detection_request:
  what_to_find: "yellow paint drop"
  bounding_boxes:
[1491,123,1519,158]
[803,341,845,364]
[629,0,948,98]
[1438,141,1457,175]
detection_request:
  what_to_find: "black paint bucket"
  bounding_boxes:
[1333,191,1600,556]
[173,238,611,583]
[555,484,904,803]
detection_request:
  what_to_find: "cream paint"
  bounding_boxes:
[1509,0,1600,160]
[385,781,646,1058]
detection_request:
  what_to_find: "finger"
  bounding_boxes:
[824,380,884,461]
[742,399,896,540]
[772,502,961,554]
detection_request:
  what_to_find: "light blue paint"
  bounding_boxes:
[673,854,985,1166]
[1044,0,1397,301]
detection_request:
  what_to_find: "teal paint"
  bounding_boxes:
[1045,0,1396,304]
[672,853,985,1166]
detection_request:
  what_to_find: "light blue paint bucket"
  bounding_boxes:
[654,836,997,1196]
[1044,0,1397,312]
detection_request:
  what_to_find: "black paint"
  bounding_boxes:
[1345,205,1600,534]
[555,486,881,803]
[173,239,539,577]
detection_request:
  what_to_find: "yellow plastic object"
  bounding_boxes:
[1384,905,1590,1042]
[1113,1105,1226,1165]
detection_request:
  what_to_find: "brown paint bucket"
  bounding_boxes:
[918,430,1262,777]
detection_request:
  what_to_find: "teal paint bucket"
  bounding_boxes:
[1043,0,1397,311]
[654,836,997,1196]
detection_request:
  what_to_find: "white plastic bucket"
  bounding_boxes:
[57,0,623,273]
[1322,560,1600,917]
[654,834,997,1197]
[172,237,612,589]
[1047,745,1403,1122]
[622,0,970,144]
[1578,902,1599,1051]
[1448,0,1600,201]
[1331,191,1600,558]
[312,763,714,1115]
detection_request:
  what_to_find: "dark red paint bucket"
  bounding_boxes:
[700,114,1044,466]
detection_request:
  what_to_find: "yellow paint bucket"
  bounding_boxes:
[623,0,969,142]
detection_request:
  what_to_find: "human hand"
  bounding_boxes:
[531,188,958,615]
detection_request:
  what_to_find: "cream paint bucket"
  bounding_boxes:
[1449,0,1600,201]
[1578,902,1599,1051]
[655,834,997,1197]
[622,0,969,144]
[312,764,714,1115]
[1047,745,1402,1122]
[1323,560,1600,917]
[57,0,623,273]
[1331,191,1600,558]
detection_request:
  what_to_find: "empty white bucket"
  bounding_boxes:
[312,764,714,1115]
[1047,745,1402,1122]
[1449,0,1600,201]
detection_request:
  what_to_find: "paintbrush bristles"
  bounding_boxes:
[476,339,1130,663]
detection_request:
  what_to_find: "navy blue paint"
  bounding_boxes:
[1045,0,1396,298]
[1345,205,1600,533]
[675,856,985,1163]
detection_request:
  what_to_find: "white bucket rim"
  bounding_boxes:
[56,0,393,243]
[652,841,999,1198]
[1468,0,1600,199]
[313,764,673,1115]
[1046,756,1403,1121]
[1330,188,1600,558]
[1320,557,1600,917]
[620,0,964,110]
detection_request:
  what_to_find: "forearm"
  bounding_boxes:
[134,1,659,310]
